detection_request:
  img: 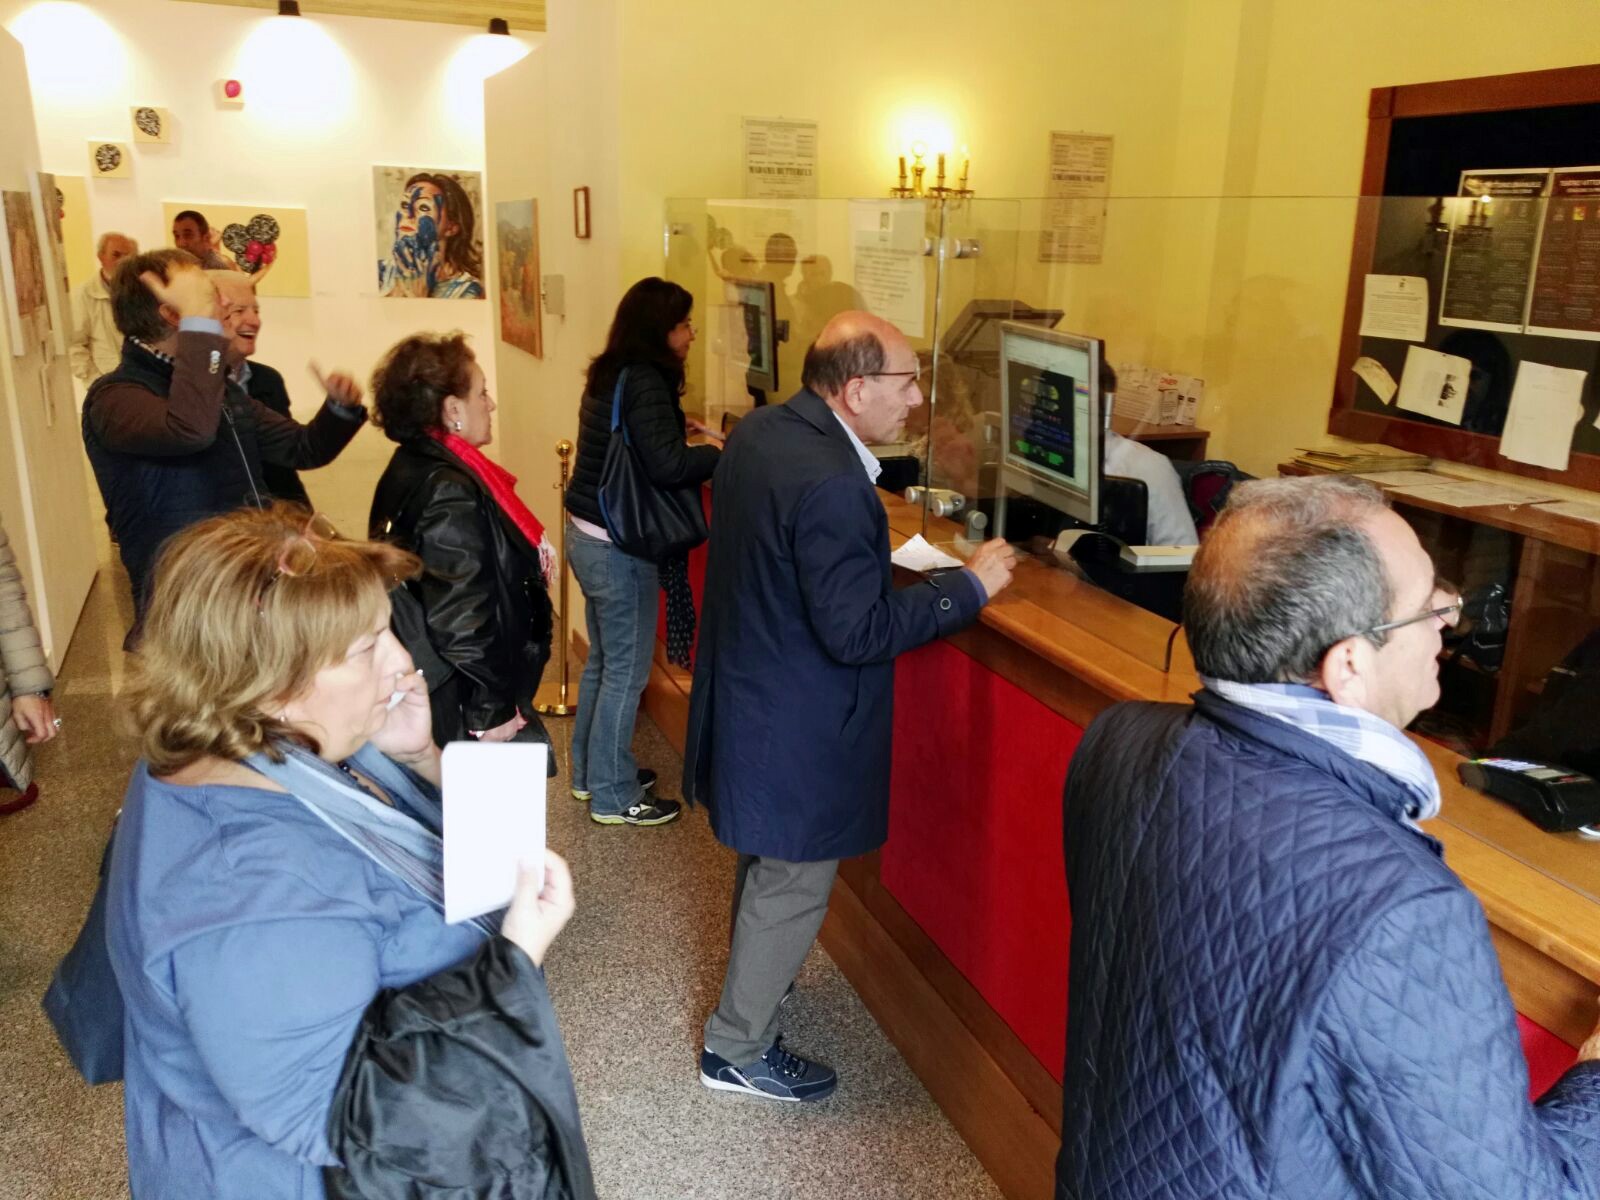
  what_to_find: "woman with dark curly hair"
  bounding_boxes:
[378,173,484,299]
[369,332,554,762]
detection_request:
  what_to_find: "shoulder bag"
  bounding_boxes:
[596,368,708,562]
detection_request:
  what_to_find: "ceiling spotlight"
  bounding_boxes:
[278,1,301,15]
[488,17,510,34]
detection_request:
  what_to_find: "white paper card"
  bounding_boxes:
[1351,356,1399,404]
[1500,360,1588,471]
[1359,275,1429,342]
[1396,345,1472,425]
[891,533,963,572]
[442,741,546,925]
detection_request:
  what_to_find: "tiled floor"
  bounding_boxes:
[0,551,1002,1200]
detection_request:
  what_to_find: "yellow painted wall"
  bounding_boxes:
[507,0,1600,484]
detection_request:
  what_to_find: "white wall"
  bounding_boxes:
[485,0,621,647]
[2,0,537,536]
[0,28,96,670]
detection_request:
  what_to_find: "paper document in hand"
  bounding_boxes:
[890,534,964,572]
[442,741,547,925]
[1500,360,1587,471]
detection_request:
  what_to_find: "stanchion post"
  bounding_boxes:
[534,439,578,715]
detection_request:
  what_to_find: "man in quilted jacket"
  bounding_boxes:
[1057,475,1600,1199]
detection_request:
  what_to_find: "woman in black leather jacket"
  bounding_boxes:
[369,333,555,761]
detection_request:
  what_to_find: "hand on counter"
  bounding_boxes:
[685,416,725,445]
[1580,999,1600,1063]
[967,537,1018,601]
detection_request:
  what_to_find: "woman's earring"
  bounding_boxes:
[452,419,462,431]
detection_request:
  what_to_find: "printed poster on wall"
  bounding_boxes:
[849,200,926,339]
[0,190,48,356]
[1438,169,1548,333]
[1526,167,1600,341]
[1038,132,1112,264]
[742,117,819,200]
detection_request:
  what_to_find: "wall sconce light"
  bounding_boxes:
[891,141,972,201]
[488,17,510,34]
[277,0,301,14]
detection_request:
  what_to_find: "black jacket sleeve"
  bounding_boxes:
[411,472,517,731]
[621,368,719,490]
[253,395,365,470]
[322,936,596,1200]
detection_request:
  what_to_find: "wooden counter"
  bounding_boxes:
[639,486,1599,1200]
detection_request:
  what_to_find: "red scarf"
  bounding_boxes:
[426,430,552,580]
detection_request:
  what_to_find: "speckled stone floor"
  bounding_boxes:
[0,552,1002,1200]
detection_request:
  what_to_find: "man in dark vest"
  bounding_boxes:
[1056,475,1600,1198]
[82,249,365,641]
[685,311,1017,1101]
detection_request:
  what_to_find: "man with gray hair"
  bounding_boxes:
[69,230,138,385]
[1056,475,1600,1198]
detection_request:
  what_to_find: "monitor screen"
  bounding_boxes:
[998,323,1102,526]
[729,277,778,394]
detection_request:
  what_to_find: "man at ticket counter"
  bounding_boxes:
[686,311,1016,1103]
[1056,476,1600,1198]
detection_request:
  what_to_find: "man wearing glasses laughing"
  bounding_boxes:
[1055,475,1600,1199]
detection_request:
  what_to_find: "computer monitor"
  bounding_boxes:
[728,277,778,395]
[997,323,1103,527]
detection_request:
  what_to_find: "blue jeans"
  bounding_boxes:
[567,520,659,817]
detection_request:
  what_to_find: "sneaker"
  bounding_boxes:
[590,795,681,826]
[700,1036,837,1103]
[572,768,656,803]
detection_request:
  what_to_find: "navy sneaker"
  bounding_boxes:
[591,795,680,826]
[699,1036,837,1102]
[573,768,656,803]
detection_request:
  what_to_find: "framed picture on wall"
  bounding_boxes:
[496,198,542,358]
[0,190,48,357]
[31,171,72,355]
[373,166,486,299]
[573,186,591,240]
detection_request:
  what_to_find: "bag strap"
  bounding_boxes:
[609,368,631,443]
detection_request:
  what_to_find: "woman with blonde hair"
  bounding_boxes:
[103,504,593,1199]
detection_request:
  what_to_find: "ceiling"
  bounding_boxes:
[173,0,546,32]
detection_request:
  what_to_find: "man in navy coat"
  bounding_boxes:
[685,311,1017,1101]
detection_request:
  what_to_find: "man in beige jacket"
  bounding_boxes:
[69,231,138,386]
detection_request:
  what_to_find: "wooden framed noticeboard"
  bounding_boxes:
[1332,64,1600,490]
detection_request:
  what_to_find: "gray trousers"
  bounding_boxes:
[702,853,839,1065]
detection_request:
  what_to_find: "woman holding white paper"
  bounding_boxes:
[101,505,594,1199]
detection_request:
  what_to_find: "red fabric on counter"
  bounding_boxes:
[1518,1013,1580,1099]
[882,638,1082,1081]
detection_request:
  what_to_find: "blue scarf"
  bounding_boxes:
[244,741,501,936]
[1202,679,1442,832]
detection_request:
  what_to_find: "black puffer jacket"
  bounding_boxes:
[324,935,596,1200]
[566,362,719,536]
[370,438,553,739]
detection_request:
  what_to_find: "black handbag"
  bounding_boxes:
[596,369,708,563]
[42,821,125,1085]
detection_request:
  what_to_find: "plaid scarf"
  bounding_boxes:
[1202,679,1442,831]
